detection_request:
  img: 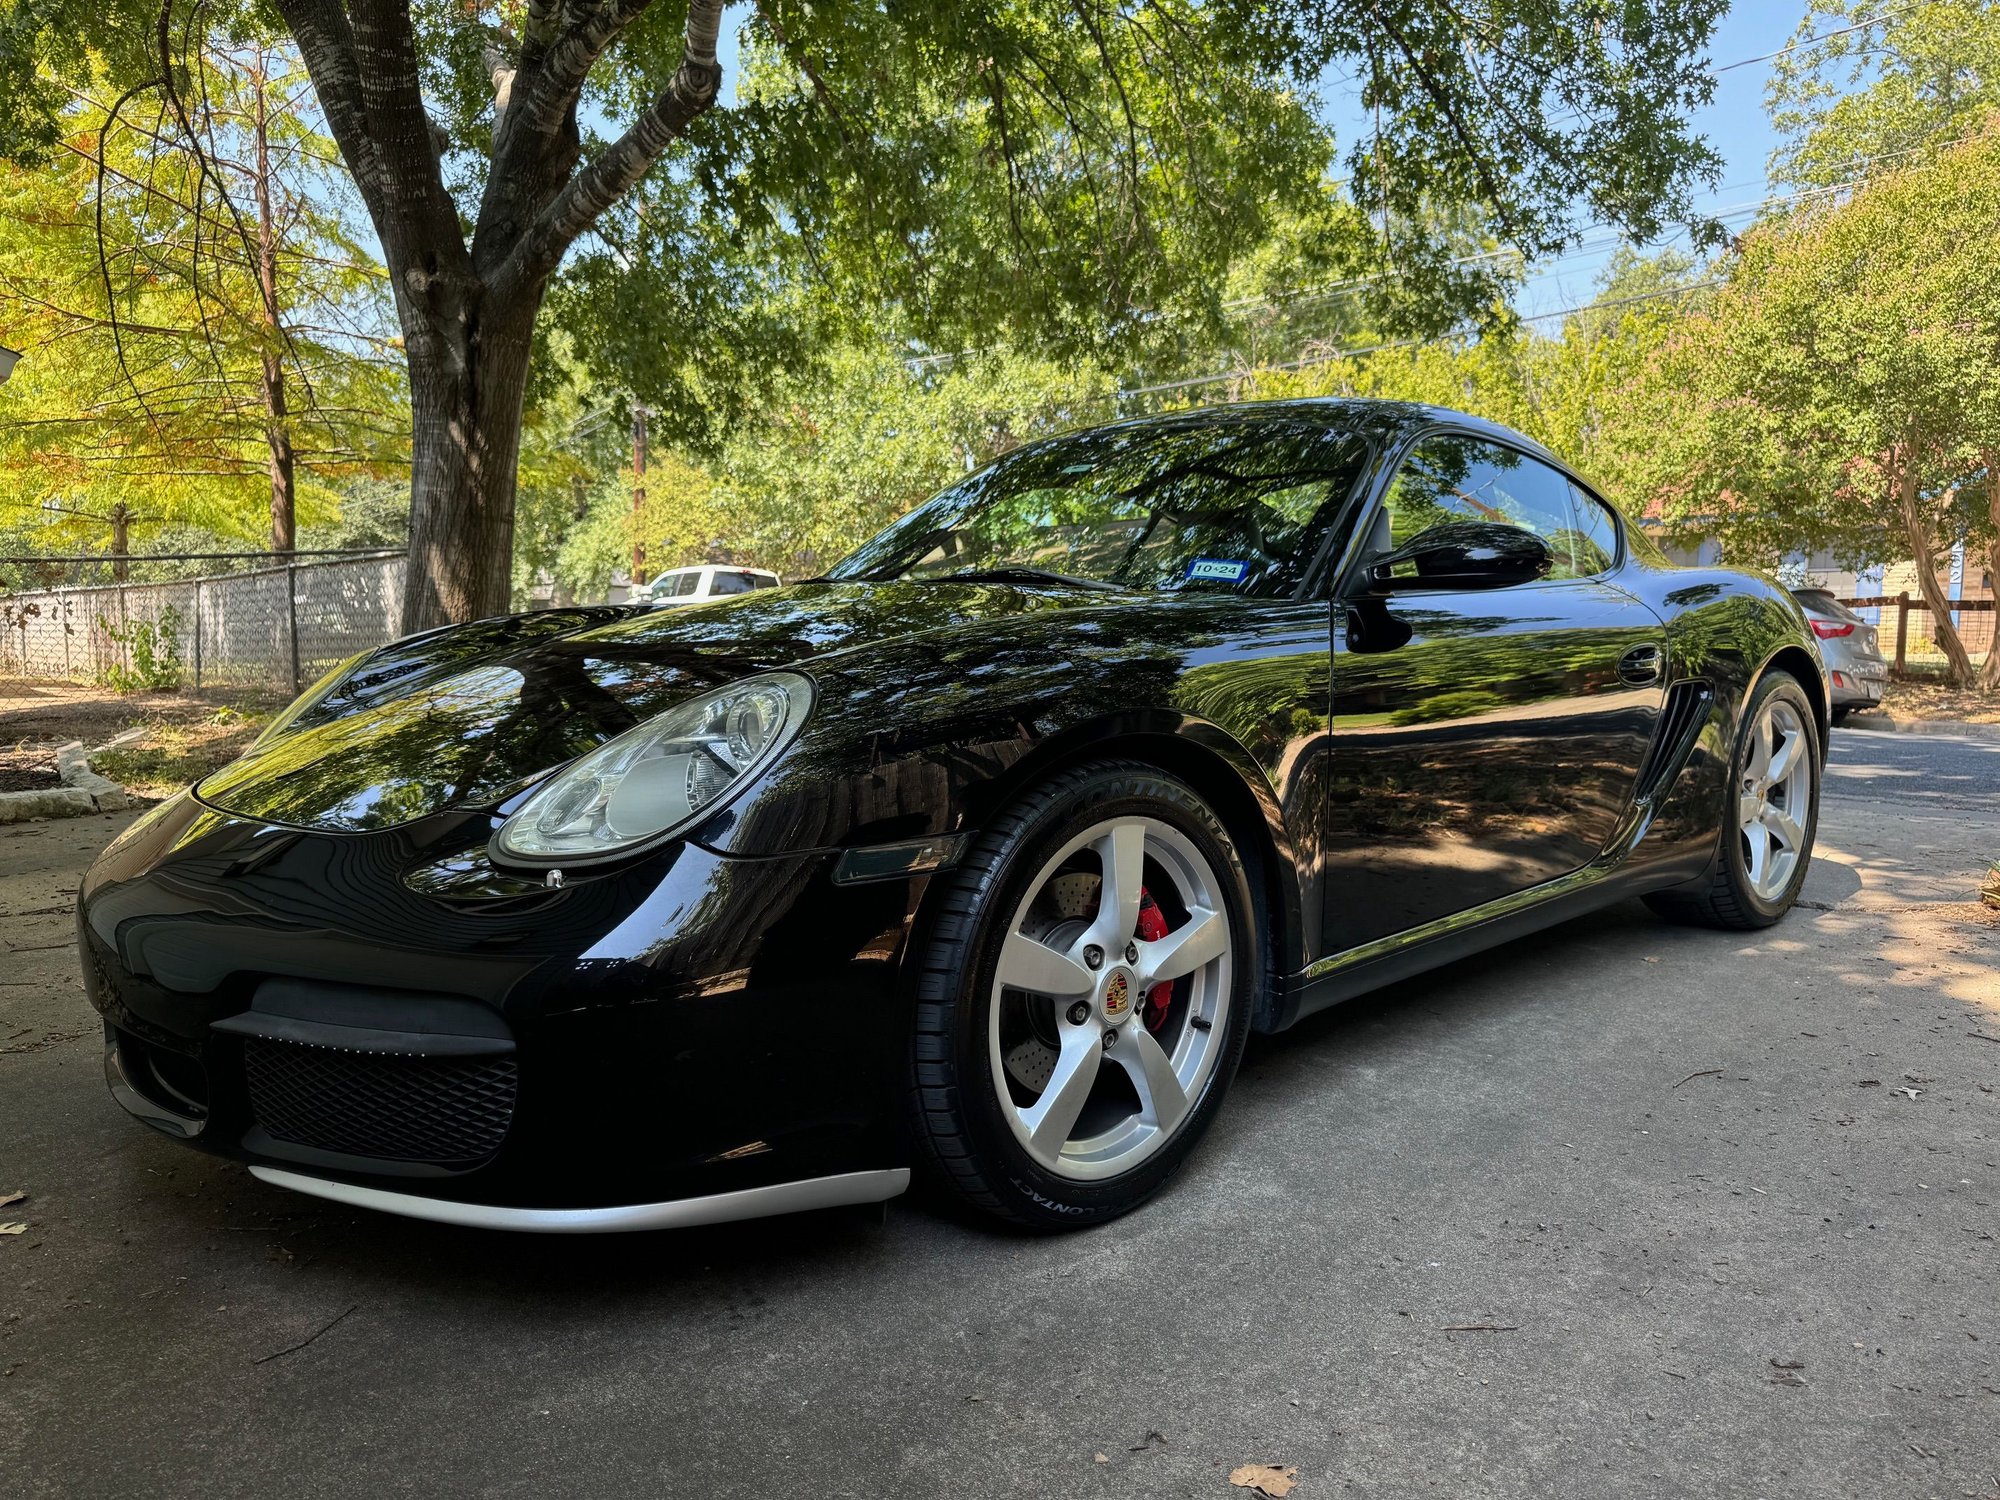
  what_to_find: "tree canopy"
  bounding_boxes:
[1,0,1731,628]
[1768,0,2000,188]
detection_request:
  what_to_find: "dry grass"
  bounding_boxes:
[1878,677,2000,725]
[89,708,271,799]
[0,677,279,800]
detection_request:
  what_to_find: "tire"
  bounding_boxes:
[907,761,1258,1229]
[1644,670,1821,930]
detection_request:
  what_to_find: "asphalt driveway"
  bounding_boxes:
[3,728,1996,1498]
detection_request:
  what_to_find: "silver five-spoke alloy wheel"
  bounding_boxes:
[987,815,1232,1180]
[1738,695,1813,902]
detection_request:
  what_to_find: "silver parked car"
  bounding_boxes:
[1792,587,1888,721]
[645,564,782,606]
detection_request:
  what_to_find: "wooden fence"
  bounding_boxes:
[1839,594,1995,672]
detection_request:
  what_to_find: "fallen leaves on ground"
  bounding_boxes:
[0,1191,24,1209]
[1877,678,2000,726]
[1229,1463,1299,1497]
[0,1223,27,1236]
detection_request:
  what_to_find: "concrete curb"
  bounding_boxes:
[1842,712,2000,743]
[54,741,134,811]
[0,741,135,824]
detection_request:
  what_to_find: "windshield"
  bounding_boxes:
[828,419,1372,595]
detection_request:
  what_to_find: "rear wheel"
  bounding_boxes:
[1645,671,1820,930]
[908,762,1256,1229]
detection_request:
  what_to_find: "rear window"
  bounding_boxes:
[1792,588,1860,622]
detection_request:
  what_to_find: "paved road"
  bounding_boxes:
[3,728,1996,1499]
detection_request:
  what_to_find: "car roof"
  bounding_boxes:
[1023,397,1569,470]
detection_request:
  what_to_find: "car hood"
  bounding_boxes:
[194,581,1114,832]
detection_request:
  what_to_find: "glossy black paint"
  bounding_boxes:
[1324,580,1668,948]
[76,399,1828,1212]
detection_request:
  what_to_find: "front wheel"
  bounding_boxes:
[908,762,1257,1229]
[1645,670,1821,930]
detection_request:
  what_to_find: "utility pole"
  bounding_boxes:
[630,403,649,588]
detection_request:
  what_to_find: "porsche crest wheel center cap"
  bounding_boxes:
[1099,966,1137,1025]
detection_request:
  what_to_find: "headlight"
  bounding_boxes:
[491,671,814,866]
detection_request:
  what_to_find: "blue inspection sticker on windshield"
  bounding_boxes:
[1186,557,1249,584]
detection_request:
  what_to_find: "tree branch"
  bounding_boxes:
[490,0,724,302]
[269,0,391,227]
[345,0,470,280]
[1371,6,1518,243]
[505,0,657,153]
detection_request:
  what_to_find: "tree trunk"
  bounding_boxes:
[1981,449,2000,693]
[630,403,649,587]
[1895,461,1977,688]
[250,54,297,556]
[110,504,130,583]
[400,290,541,632]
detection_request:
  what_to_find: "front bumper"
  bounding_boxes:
[81,792,931,1224]
[245,1163,908,1232]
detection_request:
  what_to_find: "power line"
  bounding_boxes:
[1713,4,1913,74]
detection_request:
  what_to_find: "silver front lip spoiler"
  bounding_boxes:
[249,1164,911,1233]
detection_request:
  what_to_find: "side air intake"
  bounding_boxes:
[1635,680,1715,806]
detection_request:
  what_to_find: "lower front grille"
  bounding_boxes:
[242,1038,517,1166]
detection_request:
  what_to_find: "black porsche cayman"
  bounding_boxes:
[78,400,1828,1231]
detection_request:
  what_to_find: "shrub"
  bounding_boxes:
[100,606,185,693]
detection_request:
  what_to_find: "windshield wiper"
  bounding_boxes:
[912,566,1127,592]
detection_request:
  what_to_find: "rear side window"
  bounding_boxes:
[1565,483,1621,575]
[709,571,755,595]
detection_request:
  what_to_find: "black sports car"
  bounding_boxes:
[77,401,1828,1231]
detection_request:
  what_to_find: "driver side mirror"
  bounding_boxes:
[1365,520,1553,592]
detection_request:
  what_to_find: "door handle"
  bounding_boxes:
[1618,644,1664,686]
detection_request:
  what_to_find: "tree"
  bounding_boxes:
[1239,247,1710,490]
[5,0,1729,631]
[1617,131,2000,688]
[1767,0,2000,188]
[0,47,403,559]
[540,345,1114,601]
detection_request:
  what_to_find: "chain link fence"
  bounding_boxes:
[0,552,406,693]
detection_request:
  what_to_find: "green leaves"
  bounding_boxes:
[0,46,406,552]
[1768,1,2000,189]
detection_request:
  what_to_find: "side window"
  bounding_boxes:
[668,571,702,597]
[1382,435,1614,581]
[710,571,754,595]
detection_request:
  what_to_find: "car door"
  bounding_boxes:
[1321,431,1668,951]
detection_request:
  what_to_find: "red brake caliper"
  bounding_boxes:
[1136,888,1174,1032]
